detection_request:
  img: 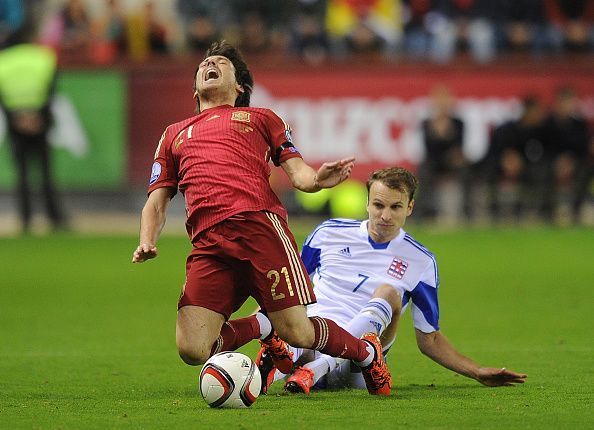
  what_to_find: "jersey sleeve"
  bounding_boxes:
[147,126,178,196]
[262,109,303,166]
[300,223,325,275]
[408,260,440,333]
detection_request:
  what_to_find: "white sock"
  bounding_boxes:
[304,355,337,385]
[290,345,302,362]
[255,312,273,339]
[345,298,392,338]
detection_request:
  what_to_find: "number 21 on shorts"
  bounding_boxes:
[267,267,295,300]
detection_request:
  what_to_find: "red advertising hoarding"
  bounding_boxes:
[128,64,594,188]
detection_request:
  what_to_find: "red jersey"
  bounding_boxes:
[147,104,302,242]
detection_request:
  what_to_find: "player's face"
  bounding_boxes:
[366,181,414,243]
[194,55,243,99]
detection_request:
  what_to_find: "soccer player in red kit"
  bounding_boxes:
[132,41,391,395]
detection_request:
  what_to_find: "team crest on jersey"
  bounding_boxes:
[231,111,251,123]
[173,133,184,149]
[149,161,161,185]
[387,258,408,279]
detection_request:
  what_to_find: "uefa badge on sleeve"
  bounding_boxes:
[149,162,161,185]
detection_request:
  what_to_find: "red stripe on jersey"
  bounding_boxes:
[147,105,302,242]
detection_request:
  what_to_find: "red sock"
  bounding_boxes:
[210,315,260,356]
[309,316,371,362]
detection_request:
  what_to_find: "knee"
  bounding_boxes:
[176,306,226,366]
[372,284,402,317]
[274,320,315,348]
[268,307,315,348]
[176,338,211,366]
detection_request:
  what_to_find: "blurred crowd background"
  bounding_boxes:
[1,0,593,64]
[0,0,593,234]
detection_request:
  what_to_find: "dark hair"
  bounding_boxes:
[366,167,418,202]
[521,95,541,111]
[193,40,253,108]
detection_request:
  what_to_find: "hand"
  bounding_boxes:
[476,367,527,387]
[316,157,355,189]
[132,243,158,263]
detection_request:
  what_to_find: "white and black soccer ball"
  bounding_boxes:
[199,351,261,408]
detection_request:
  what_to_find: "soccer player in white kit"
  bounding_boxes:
[257,167,527,394]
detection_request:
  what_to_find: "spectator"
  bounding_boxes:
[0,0,25,49]
[543,86,592,223]
[59,0,92,53]
[0,32,68,233]
[176,0,234,52]
[402,0,433,59]
[120,1,170,61]
[288,0,329,64]
[93,0,126,54]
[416,85,469,223]
[326,0,402,57]
[237,10,271,53]
[545,0,594,53]
[229,0,292,54]
[143,1,169,54]
[430,0,499,64]
[498,0,548,55]
[484,96,549,221]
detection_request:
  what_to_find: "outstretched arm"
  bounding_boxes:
[281,157,355,192]
[132,187,173,263]
[415,329,527,386]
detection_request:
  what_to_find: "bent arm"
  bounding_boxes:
[281,157,319,192]
[132,187,173,263]
[415,329,526,386]
[281,156,355,192]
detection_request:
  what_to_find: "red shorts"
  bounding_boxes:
[178,211,316,319]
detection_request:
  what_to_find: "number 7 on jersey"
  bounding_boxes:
[353,274,369,292]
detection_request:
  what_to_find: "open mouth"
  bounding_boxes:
[205,68,219,81]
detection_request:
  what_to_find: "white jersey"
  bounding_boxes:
[302,219,440,333]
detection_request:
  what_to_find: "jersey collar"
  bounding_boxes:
[360,220,406,249]
[198,104,234,115]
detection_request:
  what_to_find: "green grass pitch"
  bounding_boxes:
[1,225,592,429]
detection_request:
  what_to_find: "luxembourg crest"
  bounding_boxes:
[387,258,408,280]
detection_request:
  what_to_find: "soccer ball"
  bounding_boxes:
[199,351,261,408]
